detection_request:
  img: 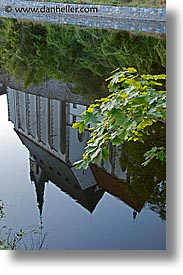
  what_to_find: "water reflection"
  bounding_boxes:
[0,83,6,95]
[0,19,166,100]
[6,84,166,221]
[0,16,166,250]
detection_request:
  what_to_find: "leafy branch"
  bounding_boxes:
[72,68,166,169]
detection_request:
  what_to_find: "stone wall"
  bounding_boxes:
[0,1,166,33]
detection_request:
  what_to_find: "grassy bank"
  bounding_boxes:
[39,0,166,8]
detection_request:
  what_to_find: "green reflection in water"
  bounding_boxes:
[0,19,165,99]
[119,122,166,220]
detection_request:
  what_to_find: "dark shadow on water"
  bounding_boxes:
[6,10,178,262]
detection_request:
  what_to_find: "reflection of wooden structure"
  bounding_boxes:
[7,86,158,216]
[90,165,153,212]
[17,131,104,214]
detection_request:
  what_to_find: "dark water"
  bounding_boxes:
[0,19,166,250]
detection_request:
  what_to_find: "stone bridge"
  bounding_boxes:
[0,0,166,33]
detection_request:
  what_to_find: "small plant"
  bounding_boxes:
[0,200,47,250]
[72,68,166,169]
[0,200,5,220]
[0,223,48,250]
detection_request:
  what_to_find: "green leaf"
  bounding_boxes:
[111,137,122,145]
[102,148,110,160]
[137,119,153,130]
[72,122,81,129]
[74,159,87,169]
[127,67,137,73]
[90,148,101,161]
[154,74,166,80]
[78,122,86,133]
